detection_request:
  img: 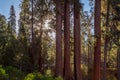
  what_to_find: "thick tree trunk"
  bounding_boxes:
[117,47,120,80]
[55,0,63,77]
[74,0,82,80]
[64,0,71,80]
[93,0,101,80]
[103,0,110,80]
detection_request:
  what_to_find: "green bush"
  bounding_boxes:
[24,72,63,80]
[40,75,54,80]
[24,72,43,80]
[0,65,8,80]
[0,65,63,80]
[54,76,63,80]
[4,66,25,80]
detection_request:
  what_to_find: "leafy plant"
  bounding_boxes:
[0,65,8,80]
[4,66,25,80]
[54,76,63,80]
[24,72,43,80]
[24,72,63,80]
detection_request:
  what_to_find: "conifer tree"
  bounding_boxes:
[93,0,101,80]
[74,0,82,80]
[8,5,16,35]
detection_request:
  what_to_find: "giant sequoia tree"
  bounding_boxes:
[64,0,71,80]
[74,0,82,80]
[55,0,63,77]
[93,0,101,80]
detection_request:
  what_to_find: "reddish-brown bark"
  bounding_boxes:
[55,0,63,77]
[63,0,71,80]
[74,0,82,80]
[117,47,120,80]
[93,0,101,80]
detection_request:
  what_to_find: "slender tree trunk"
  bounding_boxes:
[87,19,93,80]
[88,45,93,80]
[117,47,120,80]
[64,0,71,80]
[55,0,63,77]
[103,0,110,80]
[93,0,101,80]
[39,37,42,72]
[39,21,43,73]
[31,0,35,69]
[74,0,82,80]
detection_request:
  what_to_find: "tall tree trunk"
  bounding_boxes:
[55,0,63,77]
[74,0,82,80]
[93,0,101,80]
[31,0,35,69]
[87,17,93,80]
[117,47,120,80]
[88,45,93,80]
[103,0,110,80]
[39,37,42,72]
[64,0,71,80]
[39,20,43,73]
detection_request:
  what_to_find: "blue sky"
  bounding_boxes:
[81,0,91,12]
[0,0,21,20]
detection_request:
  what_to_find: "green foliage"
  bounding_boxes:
[45,69,52,76]
[18,0,33,72]
[0,66,63,80]
[2,36,18,66]
[0,7,17,66]
[24,72,43,80]
[0,14,8,65]
[8,5,16,34]
[54,76,63,80]
[0,65,63,80]
[0,65,8,80]
[4,66,25,80]
[39,76,53,80]
[24,72,63,80]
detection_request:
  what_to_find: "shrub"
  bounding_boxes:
[24,72,63,80]
[0,65,8,80]
[24,72,43,80]
[4,66,25,80]
[40,75,54,80]
[55,76,63,80]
